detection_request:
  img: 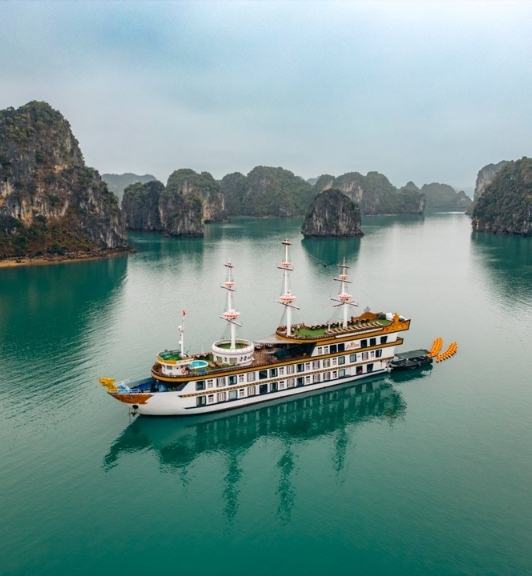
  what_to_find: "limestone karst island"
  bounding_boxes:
[1,100,531,267]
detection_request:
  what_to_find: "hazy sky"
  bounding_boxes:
[1,1,531,191]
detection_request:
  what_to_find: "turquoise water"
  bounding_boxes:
[1,214,532,575]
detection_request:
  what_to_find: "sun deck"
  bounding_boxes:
[277,315,392,339]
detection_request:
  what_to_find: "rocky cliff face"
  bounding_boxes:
[0,101,126,257]
[166,169,225,223]
[301,189,364,238]
[159,185,204,236]
[472,157,532,236]
[467,160,509,215]
[220,166,315,217]
[121,180,164,231]
[102,173,156,202]
[314,171,425,215]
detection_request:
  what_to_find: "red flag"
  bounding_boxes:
[182,310,186,317]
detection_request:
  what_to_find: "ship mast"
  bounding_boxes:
[178,311,186,357]
[277,240,299,336]
[331,259,358,328]
[220,261,242,350]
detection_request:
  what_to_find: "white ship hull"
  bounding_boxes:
[135,366,389,416]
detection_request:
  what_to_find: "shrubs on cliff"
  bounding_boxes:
[313,171,425,215]
[417,182,472,211]
[0,101,126,257]
[472,157,532,236]
[221,166,315,217]
[301,189,364,238]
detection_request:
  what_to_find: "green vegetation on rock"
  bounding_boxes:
[419,182,472,211]
[314,171,425,215]
[220,166,315,217]
[472,157,532,236]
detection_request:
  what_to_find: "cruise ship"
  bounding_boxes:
[99,240,411,416]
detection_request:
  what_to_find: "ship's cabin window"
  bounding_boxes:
[259,384,268,395]
[376,349,383,358]
[305,363,311,371]
[305,376,311,384]
[217,392,226,402]
[370,338,376,347]
[207,380,214,388]
[287,365,295,375]
[270,368,278,377]
[338,343,345,352]
[313,360,320,369]
[279,381,286,390]
[332,357,337,366]
[338,356,345,365]
[271,382,278,392]
[338,369,345,377]
[324,372,331,381]
[380,336,388,344]
[317,347,323,355]
[349,353,357,362]
[361,339,368,348]
[230,358,237,365]
[247,372,256,382]
[207,395,214,404]
[287,378,295,388]
[296,363,304,373]
[370,351,375,359]
[259,370,268,380]
[332,371,338,379]
[313,374,320,383]
[196,396,206,406]
[248,386,256,396]
[238,389,246,398]
[367,363,373,373]
[356,366,363,375]
[323,358,331,368]
[196,381,205,391]
[297,377,304,387]
[229,390,237,400]
[238,374,245,383]
[217,377,226,387]
[228,375,237,386]
[361,351,369,360]
[329,344,337,353]
[278,367,285,376]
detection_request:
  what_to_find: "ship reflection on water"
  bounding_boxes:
[104,376,407,521]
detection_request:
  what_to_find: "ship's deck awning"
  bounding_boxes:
[396,349,429,360]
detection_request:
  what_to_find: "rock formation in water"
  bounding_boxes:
[313,171,425,215]
[165,168,225,223]
[471,157,532,236]
[121,169,221,236]
[121,180,164,231]
[301,189,364,238]
[102,173,156,202]
[467,160,509,215]
[220,166,315,217]
[418,182,472,211]
[0,101,127,258]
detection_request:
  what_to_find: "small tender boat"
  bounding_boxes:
[389,350,433,371]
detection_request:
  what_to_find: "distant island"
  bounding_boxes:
[0,101,127,263]
[472,157,532,236]
[102,173,156,202]
[467,160,509,215]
